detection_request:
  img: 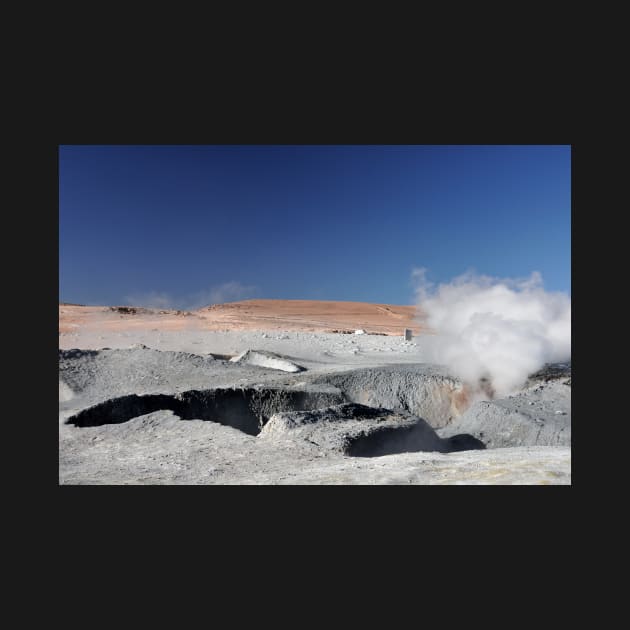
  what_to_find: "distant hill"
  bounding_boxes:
[197,299,422,334]
[59,299,423,335]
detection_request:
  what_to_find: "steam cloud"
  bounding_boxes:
[125,282,258,311]
[412,269,571,397]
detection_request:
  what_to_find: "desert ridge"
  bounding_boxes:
[59,299,424,336]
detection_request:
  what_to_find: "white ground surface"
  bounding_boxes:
[59,329,428,373]
[59,328,571,485]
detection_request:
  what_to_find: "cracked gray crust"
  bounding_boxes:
[59,342,570,484]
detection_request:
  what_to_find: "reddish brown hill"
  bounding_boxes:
[59,299,424,335]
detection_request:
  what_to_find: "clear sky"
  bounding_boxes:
[59,145,571,307]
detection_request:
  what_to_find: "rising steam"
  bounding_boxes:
[413,269,571,397]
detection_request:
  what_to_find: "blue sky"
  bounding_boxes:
[59,145,571,307]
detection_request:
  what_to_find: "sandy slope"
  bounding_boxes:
[59,299,423,336]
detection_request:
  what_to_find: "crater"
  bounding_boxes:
[65,387,345,436]
[345,424,485,457]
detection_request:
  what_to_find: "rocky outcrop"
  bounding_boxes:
[438,379,571,447]
[229,349,305,372]
[309,365,467,428]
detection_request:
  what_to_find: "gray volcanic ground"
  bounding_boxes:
[59,326,571,485]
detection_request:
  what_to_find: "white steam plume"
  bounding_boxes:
[413,269,571,397]
[124,282,258,311]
